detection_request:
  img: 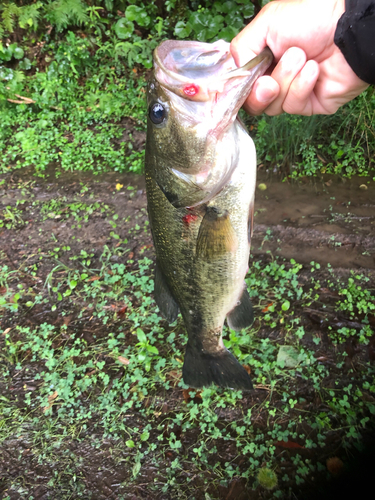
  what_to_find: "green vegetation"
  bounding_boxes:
[0,0,374,178]
[251,88,375,178]
[0,176,375,497]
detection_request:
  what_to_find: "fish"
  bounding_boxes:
[145,39,273,390]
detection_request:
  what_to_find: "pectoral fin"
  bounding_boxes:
[154,263,179,323]
[227,286,254,331]
[196,207,238,260]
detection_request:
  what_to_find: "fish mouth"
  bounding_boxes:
[154,39,273,108]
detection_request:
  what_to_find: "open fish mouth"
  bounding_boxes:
[154,39,273,108]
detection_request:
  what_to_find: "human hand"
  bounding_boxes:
[230,0,369,116]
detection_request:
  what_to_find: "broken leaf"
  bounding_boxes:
[277,345,303,368]
[118,356,130,365]
[274,440,304,449]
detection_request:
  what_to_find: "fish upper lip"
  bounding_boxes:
[153,48,190,85]
[153,39,233,87]
[153,49,229,99]
[226,47,273,79]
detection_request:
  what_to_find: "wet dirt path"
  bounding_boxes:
[252,174,375,269]
[2,169,374,271]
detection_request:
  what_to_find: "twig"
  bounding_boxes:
[7,93,62,110]
[7,94,35,105]
[15,93,35,103]
[310,214,374,220]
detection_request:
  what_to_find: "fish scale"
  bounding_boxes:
[145,40,273,389]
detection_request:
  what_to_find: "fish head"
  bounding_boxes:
[146,40,273,207]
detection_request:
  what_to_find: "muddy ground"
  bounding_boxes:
[1,167,375,499]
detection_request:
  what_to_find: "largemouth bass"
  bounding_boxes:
[145,40,272,390]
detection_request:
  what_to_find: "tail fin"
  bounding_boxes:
[183,343,253,390]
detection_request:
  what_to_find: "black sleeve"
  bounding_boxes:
[334,0,375,84]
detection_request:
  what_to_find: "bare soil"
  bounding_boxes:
[253,172,375,270]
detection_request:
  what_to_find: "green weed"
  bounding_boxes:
[251,90,375,178]
[0,1,373,178]
[0,205,25,229]
[1,250,375,497]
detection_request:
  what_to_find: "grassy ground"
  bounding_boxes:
[1,170,374,499]
[1,3,375,498]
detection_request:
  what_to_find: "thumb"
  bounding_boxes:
[230,5,273,66]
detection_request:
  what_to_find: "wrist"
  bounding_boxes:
[334,0,375,84]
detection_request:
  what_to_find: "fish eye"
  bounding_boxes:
[149,103,166,125]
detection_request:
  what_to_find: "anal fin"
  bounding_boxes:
[227,286,254,331]
[154,263,179,323]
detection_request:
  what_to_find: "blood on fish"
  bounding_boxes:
[183,84,199,96]
[183,213,198,225]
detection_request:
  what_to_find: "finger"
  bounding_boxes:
[282,60,320,115]
[243,76,280,115]
[264,47,307,116]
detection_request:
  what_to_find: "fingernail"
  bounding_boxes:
[301,61,317,79]
[255,85,276,103]
[281,47,305,68]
